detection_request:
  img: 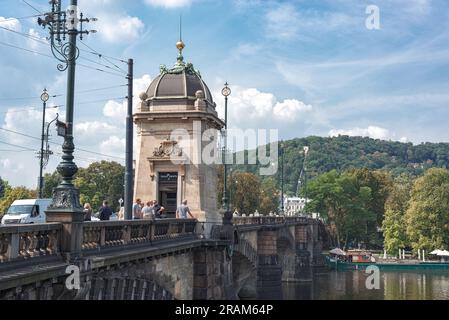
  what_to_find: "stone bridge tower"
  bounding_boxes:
[134,40,224,228]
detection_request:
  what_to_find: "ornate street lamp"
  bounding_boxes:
[37,0,96,211]
[37,0,96,260]
[280,141,285,214]
[221,82,231,213]
[38,89,50,198]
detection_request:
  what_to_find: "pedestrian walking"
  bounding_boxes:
[83,203,92,221]
[176,200,194,219]
[99,200,113,221]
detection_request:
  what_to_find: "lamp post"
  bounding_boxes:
[38,89,50,199]
[38,0,96,261]
[280,141,284,214]
[221,82,231,213]
[37,0,96,208]
[303,146,309,216]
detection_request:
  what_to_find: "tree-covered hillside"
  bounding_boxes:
[233,135,449,195]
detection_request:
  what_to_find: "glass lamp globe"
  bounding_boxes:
[41,89,49,102]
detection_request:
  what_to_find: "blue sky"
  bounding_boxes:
[1,0,449,187]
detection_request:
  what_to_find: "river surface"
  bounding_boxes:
[282,270,449,300]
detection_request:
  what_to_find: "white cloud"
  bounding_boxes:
[273,100,312,122]
[0,17,20,32]
[103,100,126,120]
[328,126,408,142]
[95,15,144,43]
[230,43,261,60]
[144,0,194,8]
[100,136,125,156]
[214,85,312,126]
[265,4,300,40]
[75,121,118,135]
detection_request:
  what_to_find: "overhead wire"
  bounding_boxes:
[0,127,125,161]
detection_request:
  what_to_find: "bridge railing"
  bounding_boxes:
[82,219,197,251]
[233,216,312,226]
[0,223,61,263]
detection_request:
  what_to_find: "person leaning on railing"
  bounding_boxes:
[176,200,194,219]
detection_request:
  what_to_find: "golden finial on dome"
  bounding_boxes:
[176,41,185,51]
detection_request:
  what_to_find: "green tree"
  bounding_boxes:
[259,177,279,215]
[405,168,449,253]
[307,170,375,249]
[383,174,413,255]
[230,172,261,215]
[42,171,62,198]
[74,161,125,211]
[0,186,37,217]
[0,177,11,199]
[350,168,393,246]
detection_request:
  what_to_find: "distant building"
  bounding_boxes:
[283,197,307,216]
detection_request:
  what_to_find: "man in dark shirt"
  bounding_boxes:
[99,200,113,221]
[152,200,162,218]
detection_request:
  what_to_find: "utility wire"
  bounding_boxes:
[0,14,43,24]
[0,85,126,102]
[0,105,60,115]
[0,40,127,78]
[22,0,44,15]
[0,139,36,152]
[0,127,125,161]
[79,40,128,73]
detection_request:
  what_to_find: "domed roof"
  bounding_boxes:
[145,42,214,104]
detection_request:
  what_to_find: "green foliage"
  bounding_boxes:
[42,171,62,198]
[306,169,385,249]
[0,177,11,199]
[234,136,448,195]
[39,161,125,212]
[218,169,278,215]
[0,186,37,218]
[405,168,449,253]
[74,161,125,211]
[259,177,279,215]
[231,172,261,215]
[383,174,413,254]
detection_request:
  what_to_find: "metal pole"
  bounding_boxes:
[304,157,307,215]
[39,99,46,198]
[222,95,229,211]
[124,58,134,220]
[56,0,79,188]
[281,143,284,214]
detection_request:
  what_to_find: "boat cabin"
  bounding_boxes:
[346,250,373,263]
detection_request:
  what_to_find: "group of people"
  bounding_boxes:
[81,199,195,221]
[132,199,164,220]
[82,201,113,221]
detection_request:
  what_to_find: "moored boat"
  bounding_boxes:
[326,249,449,271]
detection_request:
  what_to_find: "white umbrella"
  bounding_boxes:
[430,249,443,255]
[436,250,449,256]
[329,248,346,256]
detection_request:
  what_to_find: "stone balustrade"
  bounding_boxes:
[0,223,61,263]
[233,216,312,226]
[82,219,197,251]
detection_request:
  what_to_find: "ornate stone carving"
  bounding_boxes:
[153,139,182,158]
[47,187,83,211]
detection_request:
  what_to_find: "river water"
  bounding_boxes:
[282,270,449,300]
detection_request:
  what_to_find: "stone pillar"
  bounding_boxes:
[45,187,84,262]
[193,247,230,300]
[256,228,282,299]
[294,224,312,281]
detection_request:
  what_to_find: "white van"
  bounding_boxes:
[1,199,52,225]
